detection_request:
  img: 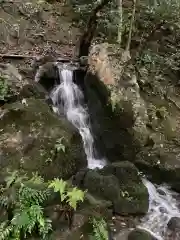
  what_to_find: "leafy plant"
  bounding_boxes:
[55,137,66,153]
[0,171,51,240]
[0,76,9,101]
[48,178,86,228]
[48,178,86,210]
[90,217,109,240]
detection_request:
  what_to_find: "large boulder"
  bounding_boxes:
[73,161,149,215]
[0,98,86,180]
[99,161,149,215]
[84,43,149,163]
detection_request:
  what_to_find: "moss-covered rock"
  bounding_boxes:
[99,161,149,215]
[73,162,149,215]
[0,98,86,180]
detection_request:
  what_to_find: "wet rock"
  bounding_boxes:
[73,162,149,215]
[135,149,180,191]
[128,228,158,240]
[0,98,86,180]
[167,217,180,231]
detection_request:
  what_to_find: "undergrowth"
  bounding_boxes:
[0,171,86,240]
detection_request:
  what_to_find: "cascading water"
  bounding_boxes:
[138,178,180,239]
[50,64,106,169]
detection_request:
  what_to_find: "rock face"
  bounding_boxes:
[85,43,149,163]
[85,42,180,190]
[73,161,149,215]
[0,98,86,180]
[128,229,158,240]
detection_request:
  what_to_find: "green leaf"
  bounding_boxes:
[5,170,18,188]
[66,187,85,210]
[48,178,67,201]
[11,211,30,227]
[55,137,66,153]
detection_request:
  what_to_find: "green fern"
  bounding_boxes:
[18,184,50,206]
[0,221,13,240]
[66,187,85,210]
[5,170,27,189]
[48,178,67,201]
[48,178,86,210]
[0,172,52,240]
[29,172,44,184]
[91,217,109,240]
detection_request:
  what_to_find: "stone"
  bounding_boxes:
[128,229,158,240]
[99,161,149,215]
[84,43,149,163]
[167,217,180,232]
[0,98,86,180]
[135,148,180,191]
[73,162,149,215]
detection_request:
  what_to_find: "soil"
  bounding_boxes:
[0,0,82,71]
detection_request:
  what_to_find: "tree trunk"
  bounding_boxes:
[117,0,123,45]
[126,0,136,52]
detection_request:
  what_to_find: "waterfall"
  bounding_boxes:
[50,64,106,169]
[138,178,180,239]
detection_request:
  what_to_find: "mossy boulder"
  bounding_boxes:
[73,161,149,215]
[0,98,86,180]
[128,229,158,240]
[99,161,149,215]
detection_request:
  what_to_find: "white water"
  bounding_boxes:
[50,65,106,169]
[138,178,180,239]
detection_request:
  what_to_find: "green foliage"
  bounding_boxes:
[0,221,13,240]
[66,187,85,210]
[55,137,66,153]
[0,171,51,240]
[48,178,86,210]
[49,178,67,201]
[0,76,12,101]
[90,217,109,240]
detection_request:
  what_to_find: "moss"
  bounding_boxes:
[77,162,149,215]
[0,98,86,180]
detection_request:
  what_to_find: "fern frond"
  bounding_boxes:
[18,185,50,206]
[39,218,52,239]
[92,217,109,240]
[0,221,13,240]
[48,178,67,201]
[29,172,44,184]
[0,195,9,208]
[5,171,27,189]
[66,187,85,210]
